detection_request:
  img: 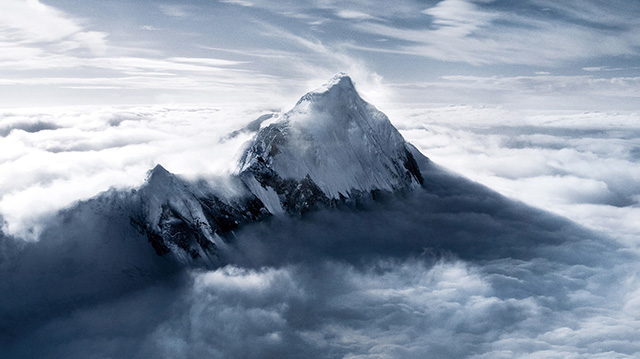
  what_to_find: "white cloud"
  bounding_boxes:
[422,0,496,37]
[0,0,107,55]
[158,4,189,17]
[0,105,269,239]
[219,0,255,7]
[0,0,80,42]
[438,74,640,98]
[139,25,161,31]
[7,257,640,358]
[2,101,638,248]
[393,106,640,244]
[345,0,640,66]
[387,75,640,110]
[335,10,376,20]
[0,2,639,356]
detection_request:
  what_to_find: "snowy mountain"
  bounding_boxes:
[130,164,269,264]
[0,74,609,287]
[122,74,431,262]
[3,73,602,270]
[238,73,424,214]
[1,75,621,354]
[0,74,442,332]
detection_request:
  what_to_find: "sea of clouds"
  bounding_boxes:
[1,103,640,358]
[1,103,638,244]
[390,105,640,245]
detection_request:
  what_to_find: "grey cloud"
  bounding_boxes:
[0,150,636,358]
[0,121,60,137]
[3,253,637,358]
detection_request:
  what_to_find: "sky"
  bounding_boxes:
[0,0,639,109]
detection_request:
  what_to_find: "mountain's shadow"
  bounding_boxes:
[229,158,616,268]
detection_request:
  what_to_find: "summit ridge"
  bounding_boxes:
[239,73,425,202]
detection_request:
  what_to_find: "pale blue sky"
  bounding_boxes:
[1,0,639,109]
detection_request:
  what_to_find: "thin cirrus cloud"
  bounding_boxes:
[2,0,639,109]
[422,0,496,37]
[335,9,379,21]
[0,1,330,106]
[334,0,640,66]
[0,0,272,100]
[225,0,640,66]
[436,74,640,100]
[219,0,255,7]
[351,15,638,66]
[0,0,107,55]
[158,4,190,18]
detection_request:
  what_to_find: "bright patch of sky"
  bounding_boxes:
[0,0,638,109]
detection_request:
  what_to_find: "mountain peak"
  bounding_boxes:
[324,72,355,91]
[295,72,357,107]
[143,164,183,196]
[147,164,171,182]
[239,74,424,203]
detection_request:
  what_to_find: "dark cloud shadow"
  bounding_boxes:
[0,192,181,344]
[0,157,634,358]
[228,160,618,269]
[0,121,60,137]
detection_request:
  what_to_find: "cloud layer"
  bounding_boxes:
[0,105,264,239]
[392,106,640,245]
[2,103,638,245]
[1,102,638,358]
[4,255,639,358]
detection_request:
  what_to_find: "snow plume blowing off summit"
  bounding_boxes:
[1,74,639,359]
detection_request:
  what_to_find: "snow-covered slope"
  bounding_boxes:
[129,165,269,264]
[238,73,424,212]
[128,74,430,258]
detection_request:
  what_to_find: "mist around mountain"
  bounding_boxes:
[1,76,638,359]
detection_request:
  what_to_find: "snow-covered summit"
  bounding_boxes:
[133,163,270,264]
[239,73,424,203]
[294,72,356,107]
[117,74,428,261]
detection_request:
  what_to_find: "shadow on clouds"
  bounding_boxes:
[1,159,636,358]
